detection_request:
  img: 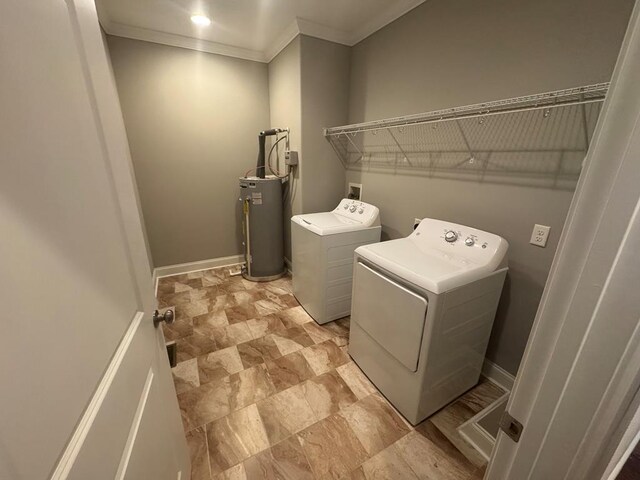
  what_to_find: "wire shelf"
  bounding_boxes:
[324,83,608,188]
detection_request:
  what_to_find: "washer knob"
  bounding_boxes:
[445,230,458,243]
[349,205,357,213]
[358,208,364,214]
[343,204,348,209]
[465,237,475,246]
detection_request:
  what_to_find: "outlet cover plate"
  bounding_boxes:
[530,224,551,247]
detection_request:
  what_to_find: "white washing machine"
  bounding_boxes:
[292,199,381,324]
[349,218,508,425]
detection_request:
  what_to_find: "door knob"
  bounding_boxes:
[153,309,174,327]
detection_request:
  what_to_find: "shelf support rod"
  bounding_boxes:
[580,94,591,150]
[454,119,476,167]
[342,132,364,164]
[386,128,413,166]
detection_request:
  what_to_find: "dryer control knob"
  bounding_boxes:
[465,237,475,246]
[445,230,458,243]
[349,205,357,213]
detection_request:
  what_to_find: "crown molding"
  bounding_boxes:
[350,0,427,45]
[97,0,428,64]
[104,22,267,62]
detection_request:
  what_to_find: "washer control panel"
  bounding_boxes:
[434,226,490,249]
[334,199,380,226]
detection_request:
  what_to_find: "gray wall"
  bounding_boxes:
[268,37,302,261]
[346,0,634,374]
[300,35,350,214]
[107,36,270,267]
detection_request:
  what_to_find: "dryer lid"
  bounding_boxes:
[355,218,508,294]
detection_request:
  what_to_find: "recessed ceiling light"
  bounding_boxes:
[190,14,211,26]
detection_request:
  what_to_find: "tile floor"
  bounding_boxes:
[158,266,505,480]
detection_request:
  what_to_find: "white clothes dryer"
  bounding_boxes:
[349,218,508,424]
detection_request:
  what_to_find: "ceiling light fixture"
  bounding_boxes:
[190,14,211,26]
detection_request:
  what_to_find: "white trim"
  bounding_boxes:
[104,22,267,63]
[350,0,427,45]
[51,312,145,479]
[96,0,427,63]
[115,368,154,480]
[152,254,245,292]
[264,19,300,63]
[482,359,516,392]
[459,393,510,462]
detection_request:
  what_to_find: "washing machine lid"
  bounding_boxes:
[291,199,381,235]
[355,218,508,294]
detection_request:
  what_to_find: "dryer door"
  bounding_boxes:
[352,261,428,372]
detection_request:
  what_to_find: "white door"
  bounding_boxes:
[0,1,189,479]
[487,2,640,479]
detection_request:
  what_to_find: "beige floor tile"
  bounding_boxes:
[228,364,276,411]
[298,414,368,480]
[339,393,410,456]
[265,351,316,392]
[301,339,350,375]
[237,334,282,368]
[336,362,377,400]
[277,306,314,328]
[271,326,314,356]
[193,311,229,336]
[247,315,286,338]
[197,346,244,385]
[214,322,254,349]
[360,443,418,480]
[163,317,193,341]
[207,404,270,475]
[395,430,476,480]
[172,358,200,395]
[278,294,299,308]
[213,463,246,480]
[224,304,258,324]
[415,418,474,468]
[243,436,314,480]
[302,370,358,421]
[186,425,212,480]
[178,379,231,432]
[302,321,337,344]
[257,383,317,445]
[176,298,211,320]
[176,332,218,363]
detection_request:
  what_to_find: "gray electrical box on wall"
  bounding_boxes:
[285,150,298,165]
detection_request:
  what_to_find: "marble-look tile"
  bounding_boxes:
[278,294,299,308]
[346,466,368,480]
[360,443,419,480]
[228,364,276,411]
[458,379,505,414]
[176,299,210,320]
[303,370,358,421]
[271,326,314,356]
[265,351,316,392]
[336,362,377,400]
[174,277,203,292]
[193,311,229,337]
[187,270,205,279]
[197,346,244,385]
[213,463,246,480]
[264,283,291,296]
[207,404,270,475]
[298,414,368,480]
[340,393,410,456]
[178,379,231,431]
[186,425,212,480]
[301,339,350,376]
[213,322,254,349]
[468,466,487,480]
[257,383,317,446]
[323,317,350,337]
[225,304,258,324]
[395,430,475,480]
[230,290,257,306]
[192,285,221,303]
[156,278,175,296]
[254,299,286,316]
[220,277,247,294]
[243,436,314,480]
[176,331,218,363]
[172,358,200,395]
[302,321,338,344]
[162,317,193,341]
[209,295,230,314]
[415,419,474,469]
[203,270,225,287]
[158,290,192,309]
[247,315,286,338]
[276,306,313,328]
[214,464,246,480]
[235,337,275,368]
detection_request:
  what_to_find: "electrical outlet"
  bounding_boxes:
[413,218,422,230]
[530,224,551,247]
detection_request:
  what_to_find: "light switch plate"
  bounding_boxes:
[530,224,551,247]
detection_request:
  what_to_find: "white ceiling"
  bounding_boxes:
[96,0,426,62]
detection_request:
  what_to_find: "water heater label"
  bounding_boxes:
[252,192,263,205]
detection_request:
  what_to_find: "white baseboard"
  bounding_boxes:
[153,254,245,292]
[482,359,516,391]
